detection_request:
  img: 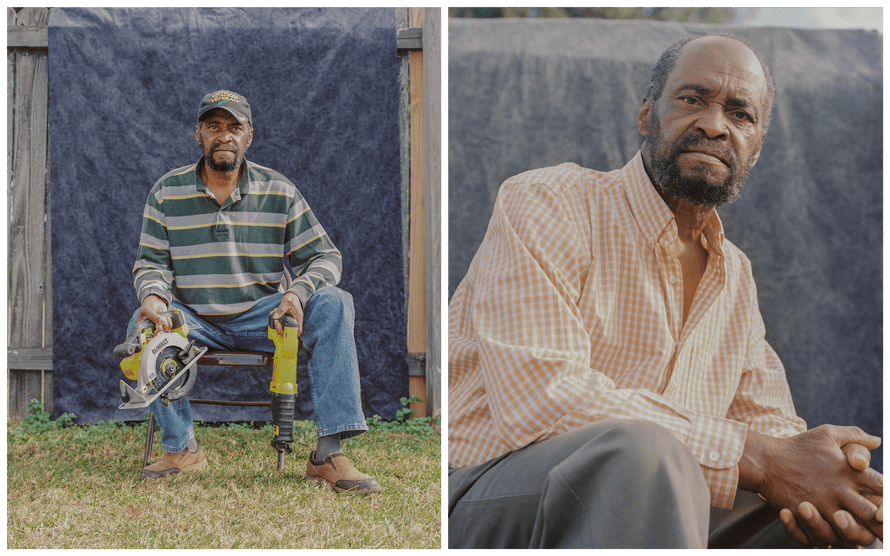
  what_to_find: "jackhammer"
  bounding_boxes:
[268,312,299,469]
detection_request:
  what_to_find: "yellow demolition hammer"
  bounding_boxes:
[268,311,299,469]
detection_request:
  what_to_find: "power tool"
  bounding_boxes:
[268,312,299,469]
[113,309,207,410]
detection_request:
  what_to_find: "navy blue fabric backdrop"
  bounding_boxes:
[49,8,407,423]
[449,19,882,471]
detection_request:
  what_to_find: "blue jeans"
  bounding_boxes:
[126,287,367,452]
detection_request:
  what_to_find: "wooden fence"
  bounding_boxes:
[6,7,441,419]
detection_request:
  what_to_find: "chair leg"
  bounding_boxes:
[143,412,156,468]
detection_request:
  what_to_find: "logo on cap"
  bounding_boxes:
[210,91,241,105]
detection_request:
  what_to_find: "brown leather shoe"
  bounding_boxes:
[305,451,382,494]
[142,444,208,479]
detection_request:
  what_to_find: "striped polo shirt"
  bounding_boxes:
[133,158,341,322]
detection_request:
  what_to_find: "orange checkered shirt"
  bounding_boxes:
[448,151,806,509]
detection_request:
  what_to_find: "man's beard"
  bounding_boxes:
[201,139,246,172]
[645,112,752,208]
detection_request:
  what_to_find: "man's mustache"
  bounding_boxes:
[673,133,736,170]
[210,143,236,154]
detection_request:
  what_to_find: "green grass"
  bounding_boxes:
[7,401,441,549]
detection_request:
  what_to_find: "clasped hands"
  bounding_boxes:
[746,425,883,548]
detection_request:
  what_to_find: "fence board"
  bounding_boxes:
[8,7,51,417]
[423,8,441,417]
[406,13,428,416]
[7,26,48,48]
[3,6,15,419]
[7,348,53,370]
[7,7,15,417]
[8,370,42,417]
[44,111,52,350]
[406,12,426,355]
[8,7,16,250]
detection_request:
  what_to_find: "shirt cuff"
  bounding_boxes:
[139,286,172,306]
[687,414,748,508]
[286,283,312,309]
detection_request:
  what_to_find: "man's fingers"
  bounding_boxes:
[158,316,172,333]
[844,490,880,518]
[869,520,883,543]
[271,312,285,337]
[855,494,884,545]
[797,502,840,548]
[833,510,877,548]
[843,443,872,471]
[780,508,814,547]
[149,310,171,333]
[840,489,880,523]
[833,425,882,451]
[859,467,884,495]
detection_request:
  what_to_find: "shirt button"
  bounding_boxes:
[668,275,677,284]
[709,450,720,462]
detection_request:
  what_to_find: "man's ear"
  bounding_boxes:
[637,98,652,138]
[247,127,253,147]
[195,124,201,145]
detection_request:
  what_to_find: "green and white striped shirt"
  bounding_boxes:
[133,158,342,322]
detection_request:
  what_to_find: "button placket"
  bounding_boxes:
[214,209,229,241]
[662,243,683,328]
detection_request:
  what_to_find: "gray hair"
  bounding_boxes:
[644,33,776,135]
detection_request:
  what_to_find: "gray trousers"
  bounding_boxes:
[448,419,802,549]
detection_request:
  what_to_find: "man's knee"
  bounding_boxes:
[305,287,354,317]
[557,420,709,503]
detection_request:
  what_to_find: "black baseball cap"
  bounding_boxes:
[197,90,252,127]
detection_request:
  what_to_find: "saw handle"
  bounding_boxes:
[113,310,186,359]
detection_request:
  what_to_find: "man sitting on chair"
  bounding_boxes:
[123,90,380,494]
[448,35,881,548]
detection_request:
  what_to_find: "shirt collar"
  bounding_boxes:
[621,150,726,255]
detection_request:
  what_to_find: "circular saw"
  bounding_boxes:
[113,308,208,410]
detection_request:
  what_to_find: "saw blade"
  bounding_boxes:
[119,345,207,410]
[152,346,189,393]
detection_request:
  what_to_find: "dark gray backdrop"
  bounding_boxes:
[449,18,882,470]
[49,8,407,423]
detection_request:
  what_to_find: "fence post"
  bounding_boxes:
[7,6,52,418]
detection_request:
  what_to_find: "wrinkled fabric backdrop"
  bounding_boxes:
[449,19,882,471]
[50,8,407,423]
